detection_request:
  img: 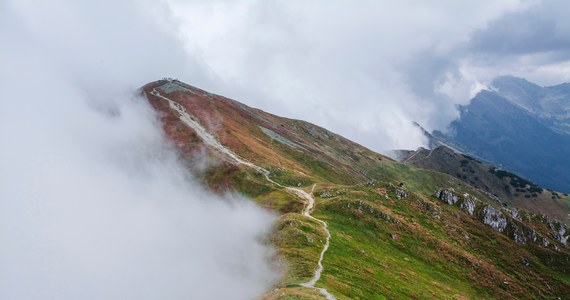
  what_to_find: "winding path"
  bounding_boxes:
[149,87,336,299]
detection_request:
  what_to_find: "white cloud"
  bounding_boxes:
[168,0,534,151]
[0,1,278,299]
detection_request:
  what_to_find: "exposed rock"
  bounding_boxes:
[528,229,538,242]
[512,225,526,244]
[546,217,569,246]
[481,205,508,232]
[434,188,459,205]
[507,208,520,220]
[557,227,568,246]
[553,225,568,246]
[459,196,477,215]
[259,126,306,150]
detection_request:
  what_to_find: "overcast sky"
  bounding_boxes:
[167,0,570,151]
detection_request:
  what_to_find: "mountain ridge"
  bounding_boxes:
[142,79,570,299]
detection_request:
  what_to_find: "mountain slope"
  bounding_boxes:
[142,79,570,299]
[438,76,570,193]
[399,145,570,224]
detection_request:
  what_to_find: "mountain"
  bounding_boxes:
[398,145,570,224]
[142,79,569,299]
[435,76,570,193]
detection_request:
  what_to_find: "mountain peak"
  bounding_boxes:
[490,75,541,92]
[488,75,543,112]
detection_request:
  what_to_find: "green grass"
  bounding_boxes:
[198,145,569,299]
[272,213,328,284]
[299,182,568,299]
[267,167,314,188]
[203,160,569,299]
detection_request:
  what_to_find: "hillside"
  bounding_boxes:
[142,79,570,299]
[398,145,570,224]
[436,76,570,193]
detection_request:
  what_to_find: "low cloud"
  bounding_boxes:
[0,1,278,299]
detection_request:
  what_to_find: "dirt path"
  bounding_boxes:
[149,87,336,299]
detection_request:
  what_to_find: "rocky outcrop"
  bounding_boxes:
[434,188,459,205]
[546,218,569,246]
[506,208,520,220]
[434,189,479,215]
[512,225,526,244]
[481,205,508,232]
[432,188,568,249]
[459,194,477,215]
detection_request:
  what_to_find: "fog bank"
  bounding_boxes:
[0,1,279,299]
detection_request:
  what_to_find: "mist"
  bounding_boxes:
[0,1,279,299]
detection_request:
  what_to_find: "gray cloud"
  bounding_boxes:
[470,0,570,56]
[457,0,570,87]
[165,0,525,150]
[166,0,570,151]
[0,1,278,299]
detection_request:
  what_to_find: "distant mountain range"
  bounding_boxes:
[432,76,570,193]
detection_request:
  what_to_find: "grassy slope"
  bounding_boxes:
[313,184,569,299]
[263,166,569,299]
[404,146,570,224]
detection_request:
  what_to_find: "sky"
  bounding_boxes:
[168,0,570,151]
[1,1,570,299]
